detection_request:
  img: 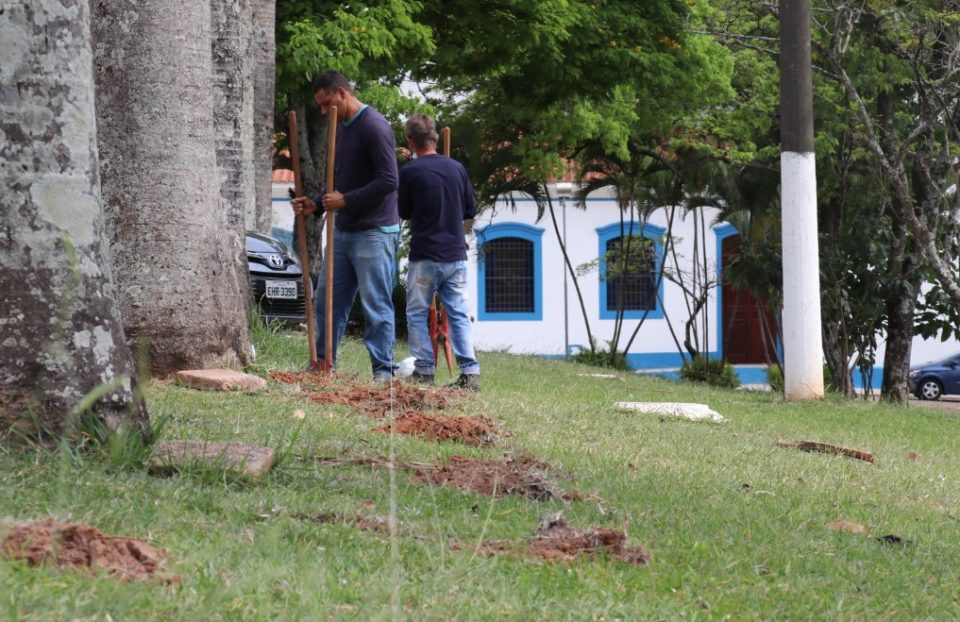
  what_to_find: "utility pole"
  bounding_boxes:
[780,0,824,399]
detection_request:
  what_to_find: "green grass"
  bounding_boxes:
[3,324,960,620]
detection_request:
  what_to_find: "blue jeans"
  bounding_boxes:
[406,260,480,376]
[314,228,398,378]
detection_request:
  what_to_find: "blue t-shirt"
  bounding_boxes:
[398,154,477,262]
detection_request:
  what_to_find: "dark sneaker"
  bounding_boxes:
[409,371,435,386]
[446,374,480,392]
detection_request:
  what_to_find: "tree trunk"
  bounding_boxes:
[880,225,921,403]
[250,0,276,234]
[211,0,255,314]
[289,101,328,278]
[93,0,253,376]
[1,0,149,441]
[821,319,854,396]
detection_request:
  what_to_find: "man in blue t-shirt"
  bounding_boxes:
[291,70,399,381]
[398,114,480,391]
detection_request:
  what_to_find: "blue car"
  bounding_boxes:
[910,352,960,400]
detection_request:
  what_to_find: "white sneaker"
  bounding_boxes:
[396,356,416,378]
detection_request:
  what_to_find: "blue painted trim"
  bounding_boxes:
[475,222,544,321]
[271,197,291,202]
[596,221,665,320]
[713,223,738,360]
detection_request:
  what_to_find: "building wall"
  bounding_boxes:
[466,189,724,369]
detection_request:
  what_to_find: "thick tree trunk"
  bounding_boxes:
[93,0,253,376]
[1,0,149,441]
[250,0,276,234]
[212,0,255,314]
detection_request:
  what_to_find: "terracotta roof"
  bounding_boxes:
[272,169,294,184]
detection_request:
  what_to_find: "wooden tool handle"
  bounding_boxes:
[287,111,318,368]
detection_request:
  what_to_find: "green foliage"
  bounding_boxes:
[572,347,629,371]
[70,410,167,472]
[680,355,740,388]
[767,363,784,393]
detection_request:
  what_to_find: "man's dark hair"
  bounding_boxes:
[404,114,439,149]
[312,70,353,95]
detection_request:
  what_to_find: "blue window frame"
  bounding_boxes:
[475,223,543,321]
[596,221,665,320]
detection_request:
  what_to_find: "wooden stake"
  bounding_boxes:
[442,126,451,157]
[287,111,318,370]
[323,106,337,373]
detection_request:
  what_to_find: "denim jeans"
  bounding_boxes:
[406,260,480,376]
[314,228,398,378]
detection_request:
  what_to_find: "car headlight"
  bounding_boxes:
[909,370,920,378]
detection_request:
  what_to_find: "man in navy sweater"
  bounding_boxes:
[292,70,400,381]
[399,114,480,390]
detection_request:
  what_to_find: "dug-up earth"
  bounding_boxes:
[460,514,649,566]
[1,519,178,583]
[271,370,500,445]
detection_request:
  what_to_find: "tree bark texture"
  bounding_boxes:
[289,101,328,278]
[0,0,149,440]
[93,0,252,376]
[880,226,921,403]
[250,0,275,234]
[211,0,255,312]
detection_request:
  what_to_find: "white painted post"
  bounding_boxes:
[781,153,824,399]
[780,0,824,399]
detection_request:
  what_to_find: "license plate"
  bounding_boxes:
[265,280,298,299]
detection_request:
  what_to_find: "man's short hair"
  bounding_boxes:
[404,114,439,149]
[312,70,353,95]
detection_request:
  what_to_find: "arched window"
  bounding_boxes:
[596,222,665,320]
[475,223,543,321]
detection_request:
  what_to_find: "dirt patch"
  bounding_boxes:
[2,519,178,582]
[412,454,580,501]
[468,516,648,566]
[270,371,450,418]
[373,412,499,446]
[292,512,392,533]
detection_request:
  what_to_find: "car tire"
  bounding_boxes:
[917,378,943,401]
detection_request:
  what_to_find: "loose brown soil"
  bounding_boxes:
[292,512,392,533]
[270,371,450,418]
[2,519,178,582]
[373,412,499,446]
[412,454,580,501]
[469,517,649,566]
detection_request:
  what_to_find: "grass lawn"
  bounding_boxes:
[3,323,960,621]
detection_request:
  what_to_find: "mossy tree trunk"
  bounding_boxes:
[0,0,149,442]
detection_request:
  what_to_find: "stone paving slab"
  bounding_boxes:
[614,401,726,422]
[151,440,275,479]
[175,369,267,391]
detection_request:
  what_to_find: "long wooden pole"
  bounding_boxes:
[441,126,450,156]
[288,111,318,369]
[323,106,337,373]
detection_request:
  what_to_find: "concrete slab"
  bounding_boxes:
[151,440,275,479]
[614,401,726,423]
[175,369,267,391]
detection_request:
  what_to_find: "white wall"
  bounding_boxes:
[465,187,723,364]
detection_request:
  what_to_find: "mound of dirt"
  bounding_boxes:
[270,371,450,417]
[2,519,178,582]
[412,454,579,501]
[373,412,499,446]
[472,517,648,566]
[293,512,392,533]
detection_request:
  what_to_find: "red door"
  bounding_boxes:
[721,235,778,364]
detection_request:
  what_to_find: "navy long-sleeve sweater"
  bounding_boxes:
[398,154,477,262]
[313,105,399,231]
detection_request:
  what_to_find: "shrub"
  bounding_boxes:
[680,355,740,389]
[767,364,784,392]
[572,348,629,371]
